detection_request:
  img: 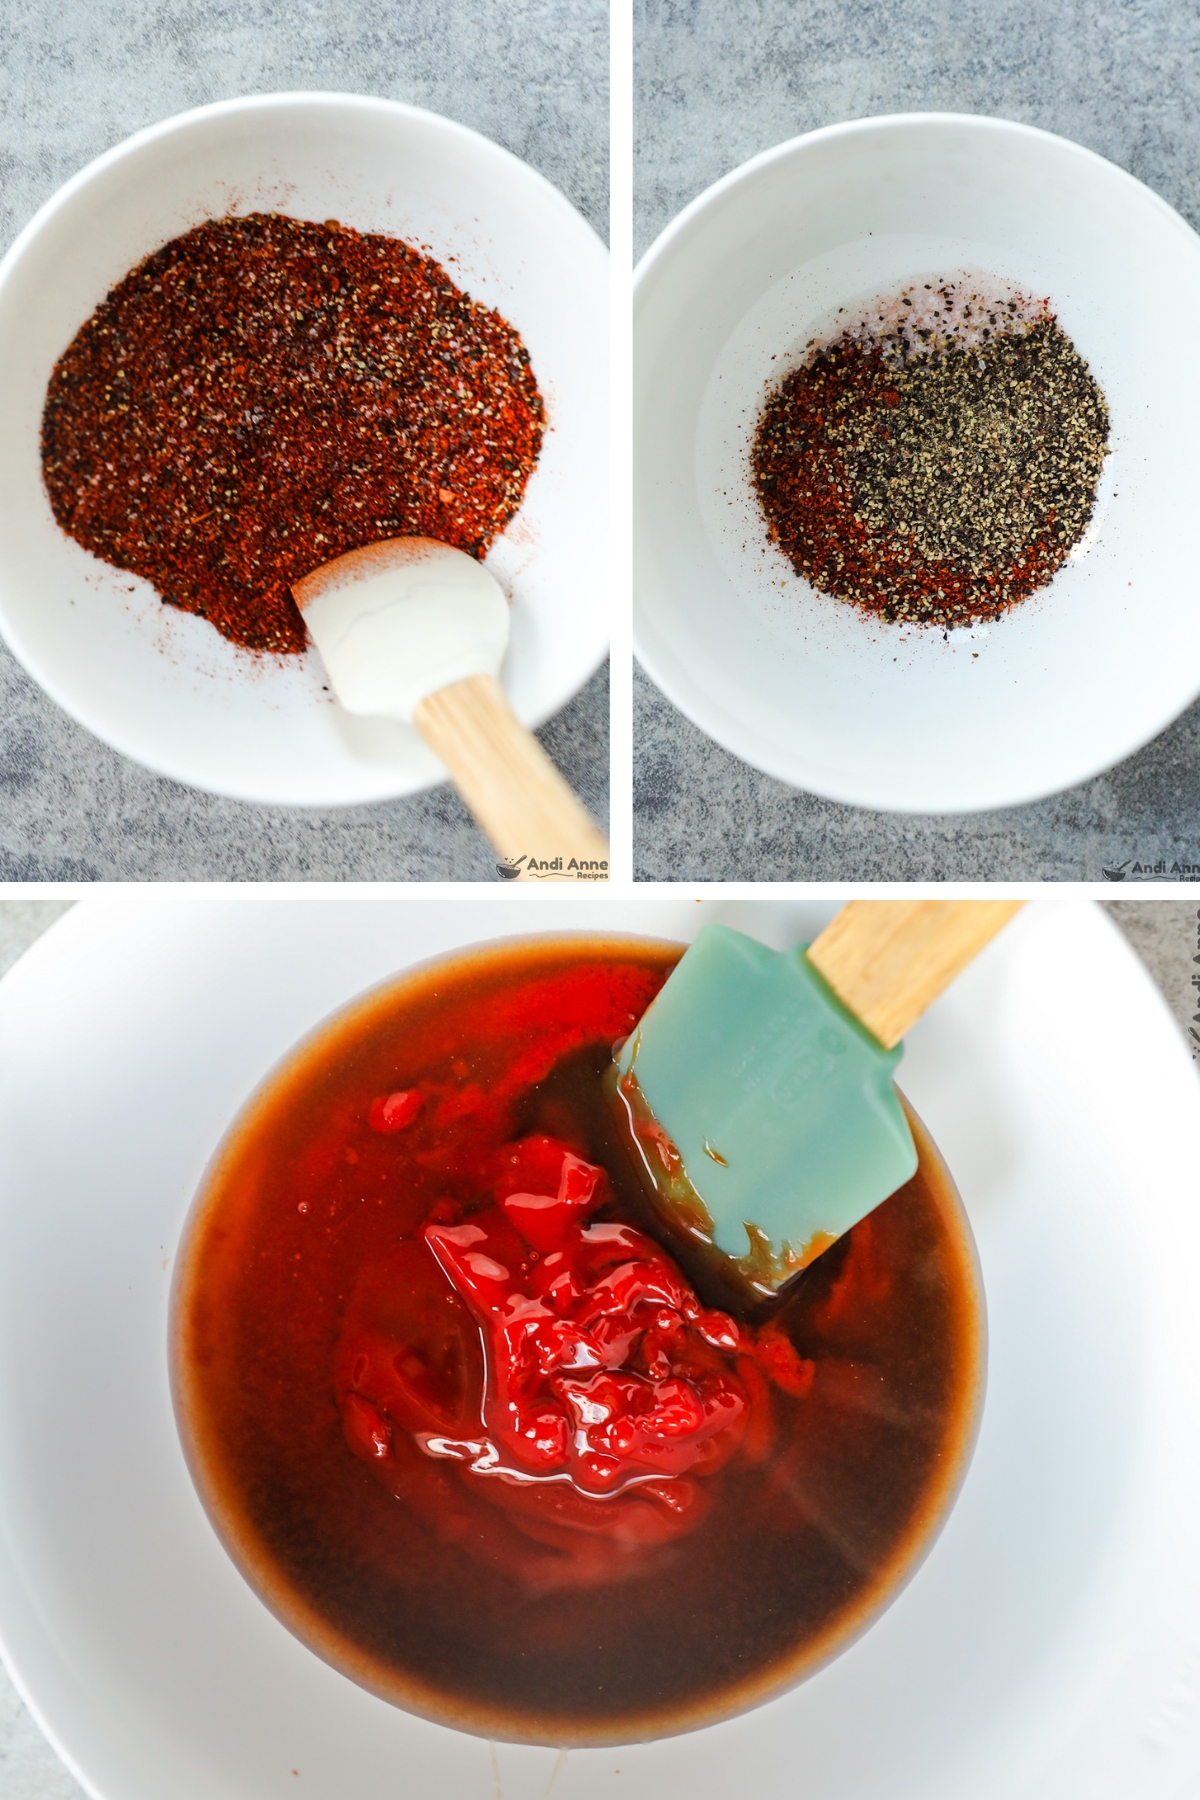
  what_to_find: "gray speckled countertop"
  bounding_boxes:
[0,0,607,881]
[0,895,1196,1794]
[634,0,1200,881]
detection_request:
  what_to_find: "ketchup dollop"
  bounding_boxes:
[334,1135,802,1587]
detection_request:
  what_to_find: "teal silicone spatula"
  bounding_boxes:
[613,900,1022,1298]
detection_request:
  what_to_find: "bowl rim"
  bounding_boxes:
[0,90,608,808]
[632,109,1200,814]
[2,88,607,286]
[633,109,1197,292]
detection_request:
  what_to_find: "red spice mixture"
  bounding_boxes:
[751,278,1109,628]
[41,213,545,654]
[337,1129,813,1591]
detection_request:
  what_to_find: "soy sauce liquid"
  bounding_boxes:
[173,938,983,1745]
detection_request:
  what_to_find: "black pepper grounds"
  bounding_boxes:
[751,278,1110,627]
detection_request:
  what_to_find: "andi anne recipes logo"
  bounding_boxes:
[1102,857,1200,881]
[496,853,609,882]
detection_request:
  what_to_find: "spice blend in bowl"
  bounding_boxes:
[751,278,1109,628]
[172,933,984,1746]
[634,114,1200,811]
[41,213,545,656]
[0,94,607,805]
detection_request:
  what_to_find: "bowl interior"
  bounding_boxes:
[168,937,984,1748]
[634,116,1200,811]
[0,96,607,804]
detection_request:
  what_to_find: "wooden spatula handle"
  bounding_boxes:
[413,673,610,880]
[807,900,1024,1048]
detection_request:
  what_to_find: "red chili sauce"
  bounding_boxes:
[173,937,983,1744]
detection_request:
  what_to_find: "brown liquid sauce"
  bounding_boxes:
[172,936,983,1745]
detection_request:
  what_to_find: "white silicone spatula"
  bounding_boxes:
[292,538,609,881]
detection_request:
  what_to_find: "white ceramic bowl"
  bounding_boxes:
[0,94,608,805]
[1,895,1200,1800]
[634,114,1200,812]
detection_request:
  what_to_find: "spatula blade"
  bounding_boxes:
[617,924,917,1293]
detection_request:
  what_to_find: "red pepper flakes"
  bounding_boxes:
[367,1090,423,1134]
[40,213,545,655]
